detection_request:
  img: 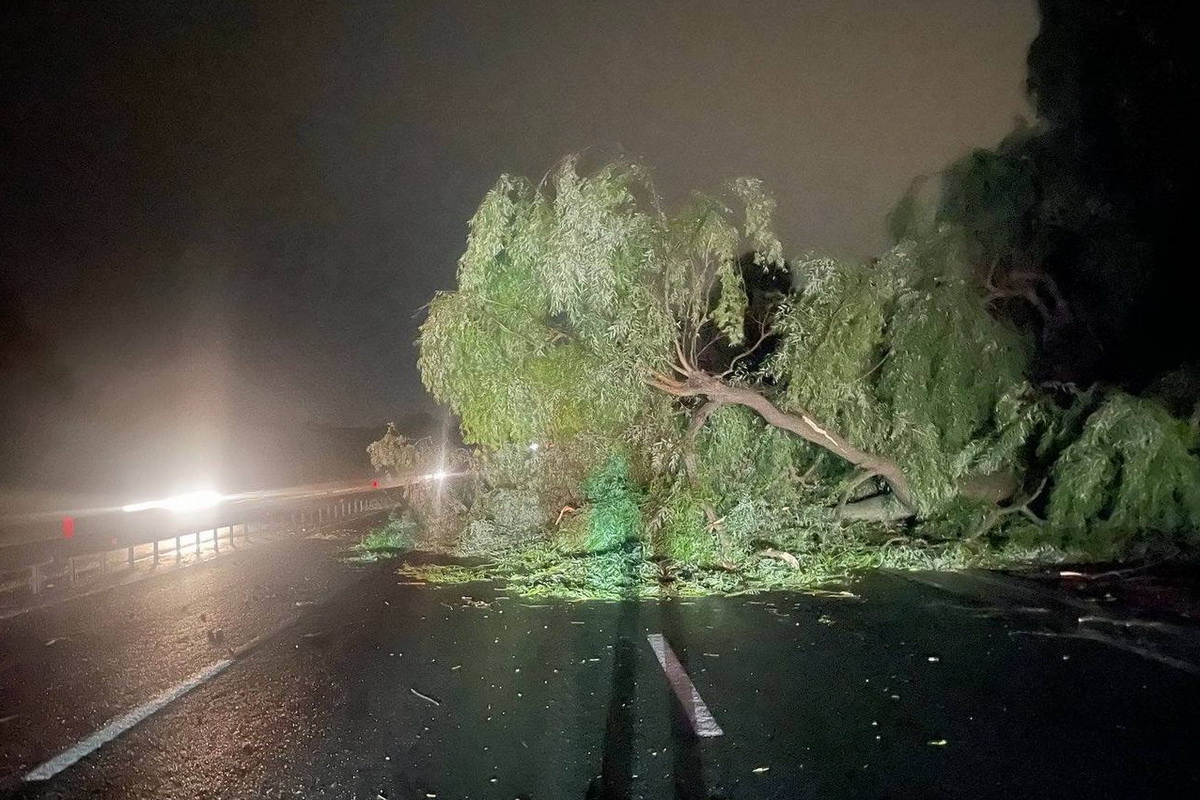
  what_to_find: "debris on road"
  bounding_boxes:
[758,548,800,569]
[410,687,441,706]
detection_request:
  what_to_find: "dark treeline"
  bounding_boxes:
[945,0,1197,388]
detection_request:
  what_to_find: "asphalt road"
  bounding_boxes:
[1,524,1199,799]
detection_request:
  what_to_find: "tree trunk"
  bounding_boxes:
[651,368,918,512]
[651,367,1018,517]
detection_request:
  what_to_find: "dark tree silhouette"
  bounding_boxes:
[925,0,1197,387]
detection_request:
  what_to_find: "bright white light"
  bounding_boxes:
[122,490,223,514]
[432,471,448,480]
[528,442,540,452]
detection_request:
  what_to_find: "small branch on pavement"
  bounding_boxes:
[758,548,801,569]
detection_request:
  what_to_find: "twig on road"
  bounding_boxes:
[410,687,441,706]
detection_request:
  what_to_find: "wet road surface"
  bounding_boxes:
[2,535,1199,799]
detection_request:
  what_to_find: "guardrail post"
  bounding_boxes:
[153,539,159,563]
[175,535,181,562]
[30,563,42,596]
[126,545,134,567]
[214,526,220,553]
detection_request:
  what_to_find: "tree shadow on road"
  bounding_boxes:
[585,565,716,800]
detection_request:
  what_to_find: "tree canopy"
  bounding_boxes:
[410,156,1200,593]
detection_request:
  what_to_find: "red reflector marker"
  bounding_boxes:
[62,516,75,539]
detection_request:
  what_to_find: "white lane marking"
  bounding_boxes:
[647,633,724,737]
[24,659,234,782]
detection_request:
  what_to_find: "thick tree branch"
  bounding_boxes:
[968,478,1047,540]
[650,368,918,512]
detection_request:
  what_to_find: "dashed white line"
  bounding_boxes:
[647,633,724,737]
[24,658,234,782]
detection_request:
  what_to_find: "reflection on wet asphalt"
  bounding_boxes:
[2,542,1199,799]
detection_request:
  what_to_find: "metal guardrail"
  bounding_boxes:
[0,487,407,601]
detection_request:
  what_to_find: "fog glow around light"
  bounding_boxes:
[122,489,223,514]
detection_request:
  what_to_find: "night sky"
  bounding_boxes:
[1,0,1036,496]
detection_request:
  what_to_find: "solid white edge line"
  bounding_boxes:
[24,658,234,782]
[647,633,724,737]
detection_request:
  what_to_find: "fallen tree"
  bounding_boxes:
[409,156,1200,586]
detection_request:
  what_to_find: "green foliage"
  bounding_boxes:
[876,247,1030,510]
[480,487,546,535]
[1047,394,1200,555]
[582,453,642,552]
[397,563,489,585]
[457,487,545,556]
[695,405,817,502]
[766,236,1032,513]
[647,481,720,565]
[476,440,595,511]
[407,153,1200,593]
[355,511,420,559]
[393,523,1021,600]
[367,423,438,476]
[419,156,784,456]
[492,541,660,600]
[936,142,1038,265]
[553,507,592,553]
[720,494,777,550]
